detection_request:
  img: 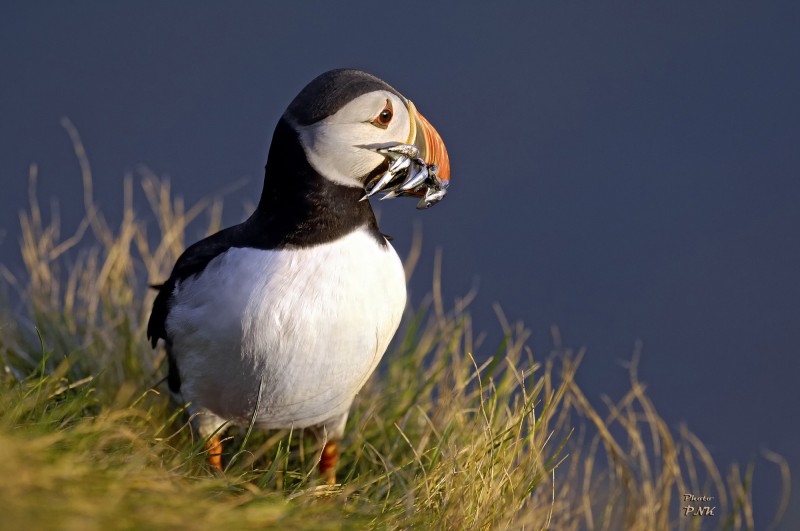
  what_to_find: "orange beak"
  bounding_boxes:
[407,101,450,190]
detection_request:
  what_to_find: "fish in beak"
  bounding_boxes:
[364,101,451,209]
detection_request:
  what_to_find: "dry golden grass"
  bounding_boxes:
[0,121,788,529]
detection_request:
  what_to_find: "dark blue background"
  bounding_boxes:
[2,2,798,525]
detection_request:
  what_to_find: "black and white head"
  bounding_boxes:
[277,69,450,202]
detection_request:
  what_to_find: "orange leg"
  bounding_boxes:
[205,434,223,472]
[319,439,339,484]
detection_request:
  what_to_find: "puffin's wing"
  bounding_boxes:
[147,225,241,348]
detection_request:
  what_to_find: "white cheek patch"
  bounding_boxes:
[297,123,384,187]
[293,92,412,188]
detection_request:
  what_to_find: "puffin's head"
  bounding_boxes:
[283,69,450,200]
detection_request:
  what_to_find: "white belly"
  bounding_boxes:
[166,228,406,429]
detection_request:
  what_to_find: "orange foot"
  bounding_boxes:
[319,440,339,484]
[205,434,223,472]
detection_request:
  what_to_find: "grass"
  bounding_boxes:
[0,121,789,529]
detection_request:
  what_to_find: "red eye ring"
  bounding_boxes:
[371,99,393,128]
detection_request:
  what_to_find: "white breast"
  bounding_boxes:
[166,227,406,430]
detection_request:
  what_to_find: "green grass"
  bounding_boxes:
[0,122,788,529]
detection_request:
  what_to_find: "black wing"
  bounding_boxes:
[147,225,243,348]
[147,225,245,392]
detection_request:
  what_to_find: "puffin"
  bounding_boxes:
[147,69,450,483]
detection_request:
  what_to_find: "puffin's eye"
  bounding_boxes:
[371,100,393,129]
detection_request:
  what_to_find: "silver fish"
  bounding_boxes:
[364,143,449,207]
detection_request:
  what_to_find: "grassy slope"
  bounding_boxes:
[0,128,786,529]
